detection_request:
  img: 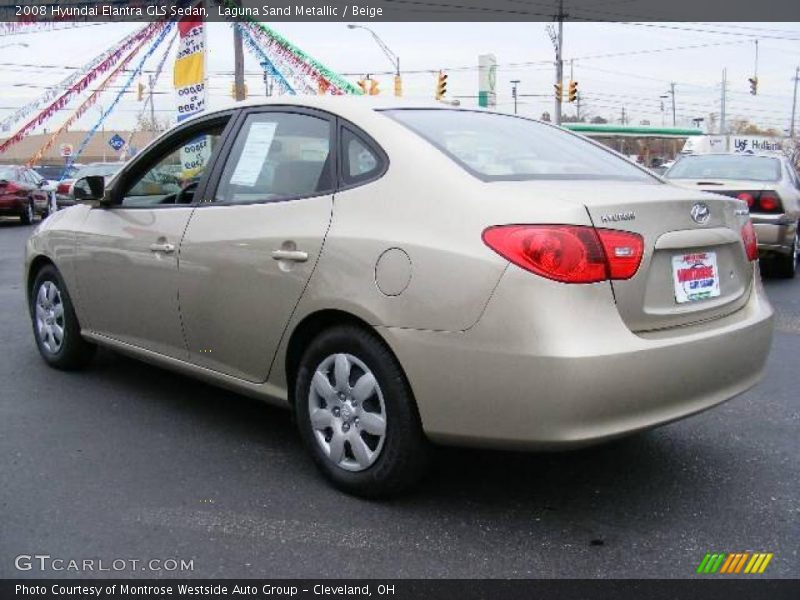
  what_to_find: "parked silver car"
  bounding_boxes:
[25,99,774,496]
[665,153,800,277]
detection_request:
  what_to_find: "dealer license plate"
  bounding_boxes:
[672,251,721,303]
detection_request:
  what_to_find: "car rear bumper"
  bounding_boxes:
[753,216,797,256]
[380,265,774,449]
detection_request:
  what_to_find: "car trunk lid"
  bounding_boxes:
[491,180,754,332]
[580,183,753,332]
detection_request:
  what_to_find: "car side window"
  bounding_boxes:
[340,127,384,186]
[118,122,226,207]
[214,111,333,204]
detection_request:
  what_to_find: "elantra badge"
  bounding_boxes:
[690,203,711,224]
[600,211,636,223]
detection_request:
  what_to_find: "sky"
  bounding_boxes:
[0,20,798,138]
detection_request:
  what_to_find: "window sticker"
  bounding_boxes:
[229,121,278,187]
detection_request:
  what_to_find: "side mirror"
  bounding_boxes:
[73,176,106,203]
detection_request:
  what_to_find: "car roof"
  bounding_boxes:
[184,96,478,126]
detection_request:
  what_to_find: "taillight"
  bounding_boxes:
[741,221,758,261]
[482,225,643,284]
[737,192,755,207]
[596,228,645,280]
[57,181,72,195]
[758,193,781,212]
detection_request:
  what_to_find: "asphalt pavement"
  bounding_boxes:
[1,217,798,579]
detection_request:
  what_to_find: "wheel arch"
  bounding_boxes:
[26,254,56,313]
[283,309,409,410]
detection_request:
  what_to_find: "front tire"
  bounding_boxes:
[295,325,429,497]
[30,265,96,370]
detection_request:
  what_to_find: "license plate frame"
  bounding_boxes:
[672,251,721,304]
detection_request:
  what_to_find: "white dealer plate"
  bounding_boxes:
[672,251,721,303]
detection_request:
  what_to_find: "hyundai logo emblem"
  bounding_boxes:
[690,203,711,224]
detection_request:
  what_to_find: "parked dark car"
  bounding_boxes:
[0,165,50,223]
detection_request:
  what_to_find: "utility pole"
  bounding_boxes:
[233,1,245,101]
[791,66,799,139]
[670,82,676,127]
[148,74,156,132]
[554,0,564,125]
[621,106,626,125]
[576,92,581,121]
[720,68,727,135]
[510,80,520,115]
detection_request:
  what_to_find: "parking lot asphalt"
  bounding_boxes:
[1,218,797,579]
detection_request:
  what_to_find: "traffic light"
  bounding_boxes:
[369,79,380,95]
[435,71,448,100]
[567,80,578,103]
[357,78,369,94]
[554,82,563,101]
[748,76,758,95]
[137,82,145,101]
[394,74,402,97]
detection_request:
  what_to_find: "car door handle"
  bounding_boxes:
[271,249,308,262]
[149,242,175,254]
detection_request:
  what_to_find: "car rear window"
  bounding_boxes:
[0,166,17,180]
[665,155,781,182]
[382,109,654,182]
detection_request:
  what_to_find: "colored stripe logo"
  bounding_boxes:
[696,552,773,574]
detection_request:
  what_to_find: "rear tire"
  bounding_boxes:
[30,265,96,370]
[773,228,798,279]
[20,201,34,225]
[294,325,429,498]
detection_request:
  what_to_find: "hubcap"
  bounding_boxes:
[307,353,387,472]
[35,281,65,353]
[25,203,33,221]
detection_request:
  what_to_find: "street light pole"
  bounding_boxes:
[510,80,520,115]
[790,66,799,139]
[347,24,401,96]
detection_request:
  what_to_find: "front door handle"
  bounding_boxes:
[271,249,308,262]
[149,242,175,254]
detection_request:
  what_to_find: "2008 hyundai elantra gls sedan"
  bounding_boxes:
[25,98,774,496]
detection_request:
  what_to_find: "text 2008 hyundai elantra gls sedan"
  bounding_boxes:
[25,98,774,496]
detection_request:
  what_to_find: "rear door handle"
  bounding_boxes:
[271,249,308,262]
[149,242,175,254]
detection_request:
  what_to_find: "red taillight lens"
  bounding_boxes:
[737,192,755,207]
[758,194,781,212]
[482,225,643,283]
[596,228,645,280]
[741,221,758,261]
[57,180,72,195]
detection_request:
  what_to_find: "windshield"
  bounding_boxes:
[665,155,781,182]
[382,109,655,182]
[76,163,123,179]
